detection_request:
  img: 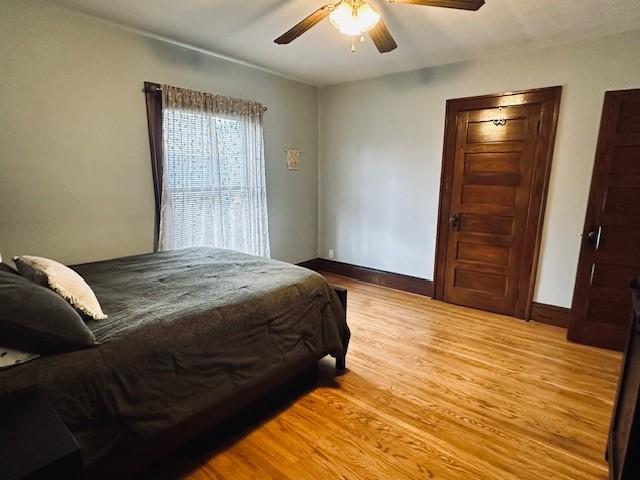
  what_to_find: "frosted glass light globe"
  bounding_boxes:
[330,1,380,36]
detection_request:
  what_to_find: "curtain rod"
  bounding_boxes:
[142,84,268,112]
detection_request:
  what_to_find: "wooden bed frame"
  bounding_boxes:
[85,286,347,479]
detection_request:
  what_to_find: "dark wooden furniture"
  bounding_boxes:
[434,87,562,318]
[569,89,640,351]
[607,277,640,479]
[0,388,81,480]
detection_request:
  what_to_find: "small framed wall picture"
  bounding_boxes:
[286,149,301,170]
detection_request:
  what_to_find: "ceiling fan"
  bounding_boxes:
[274,0,485,53]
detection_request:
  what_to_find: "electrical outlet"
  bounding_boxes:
[328,249,334,259]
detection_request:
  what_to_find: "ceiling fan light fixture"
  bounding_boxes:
[329,1,380,37]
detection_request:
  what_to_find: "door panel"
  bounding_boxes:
[459,214,513,236]
[461,184,517,205]
[454,269,506,294]
[611,146,640,173]
[599,226,640,252]
[568,89,640,350]
[465,152,521,174]
[466,118,528,143]
[457,242,510,265]
[592,264,640,289]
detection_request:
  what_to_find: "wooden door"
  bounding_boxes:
[568,89,640,351]
[435,88,562,317]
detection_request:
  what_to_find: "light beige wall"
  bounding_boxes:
[0,0,319,265]
[319,29,640,308]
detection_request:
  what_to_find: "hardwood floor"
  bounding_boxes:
[152,274,622,479]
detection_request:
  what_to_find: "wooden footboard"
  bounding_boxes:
[333,285,348,374]
[85,356,325,479]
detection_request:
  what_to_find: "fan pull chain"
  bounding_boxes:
[351,33,365,53]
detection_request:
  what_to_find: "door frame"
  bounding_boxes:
[433,86,562,319]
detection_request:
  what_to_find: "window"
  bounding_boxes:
[145,83,270,257]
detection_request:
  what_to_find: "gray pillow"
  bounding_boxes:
[0,263,18,274]
[0,271,97,354]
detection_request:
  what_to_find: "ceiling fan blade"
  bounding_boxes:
[369,20,398,54]
[389,0,485,11]
[274,4,333,44]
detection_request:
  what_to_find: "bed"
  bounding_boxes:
[0,247,349,478]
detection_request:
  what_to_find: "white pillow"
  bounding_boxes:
[13,255,107,321]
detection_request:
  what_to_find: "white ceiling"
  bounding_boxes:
[53,0,640,86]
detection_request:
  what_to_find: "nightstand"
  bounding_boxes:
[0,388,81,480]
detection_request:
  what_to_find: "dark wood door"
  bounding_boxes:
[435,88,562,317]
[568,89,640,351]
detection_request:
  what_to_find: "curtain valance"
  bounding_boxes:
[161,84,267,117]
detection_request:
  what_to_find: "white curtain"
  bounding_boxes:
[158,85,270,257]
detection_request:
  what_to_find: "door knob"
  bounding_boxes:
[586,229,599,248]
[449,213,460,232]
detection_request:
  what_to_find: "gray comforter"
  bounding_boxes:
[0,248,349,466]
